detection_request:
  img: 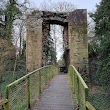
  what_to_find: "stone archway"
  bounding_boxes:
[41,11,69,67]
[26,9,88,75]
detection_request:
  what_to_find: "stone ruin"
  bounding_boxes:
[26,9,88,75]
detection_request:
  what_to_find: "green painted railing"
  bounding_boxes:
[0,65,58,110]
[68,65,96,110]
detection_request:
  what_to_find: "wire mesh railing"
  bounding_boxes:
[0,65,58,110]
[68,65,96,110]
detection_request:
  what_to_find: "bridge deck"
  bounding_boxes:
[32,74,75,110]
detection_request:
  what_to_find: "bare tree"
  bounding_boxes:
[11,0,31,76]
[40,1,76,12]
[88,18,95,43]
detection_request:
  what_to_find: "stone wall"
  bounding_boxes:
[26,10,88,76]
[26,11,43,71]
[68,9,88,79]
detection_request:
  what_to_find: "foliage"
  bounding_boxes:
[5,0,22,40]
[0,40,26,99]
[46,35,57,65]
[89,0,110,87]
[88,92,110,110]
[0,0,27,99]
[0,52,26,98]
[88,3,110,109]
[90,0,110,36]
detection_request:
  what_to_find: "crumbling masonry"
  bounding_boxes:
[26,9,88,75]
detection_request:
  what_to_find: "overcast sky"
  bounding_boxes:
[29,0,101,12]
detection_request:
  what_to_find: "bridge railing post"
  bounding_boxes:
[44,68,46,85]
[6,86,10,110]
[45,67,47,84]
[51,66,55,78]
[43,67,46,87]
[27,76,31,109]
[48,66,51,80]
[73,69,75,94]
[39,70,41,94]
[77,76,80,108]
[47,67,50,80]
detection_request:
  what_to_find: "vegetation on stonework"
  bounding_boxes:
[88,0,110,109]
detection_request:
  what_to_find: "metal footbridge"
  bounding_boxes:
[0,65,96,110]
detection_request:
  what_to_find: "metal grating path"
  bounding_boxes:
[32,74,75,110]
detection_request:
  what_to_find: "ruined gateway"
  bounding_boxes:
[26,9,88,75]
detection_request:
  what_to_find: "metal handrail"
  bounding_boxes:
[86,101,96,110]
[0,65,96,110]
[68,65,96,110]
[7,66,50,87]
[0,65,58,110]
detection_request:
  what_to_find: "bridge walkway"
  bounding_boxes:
[32,74,76,110]
[0,65,96,110]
